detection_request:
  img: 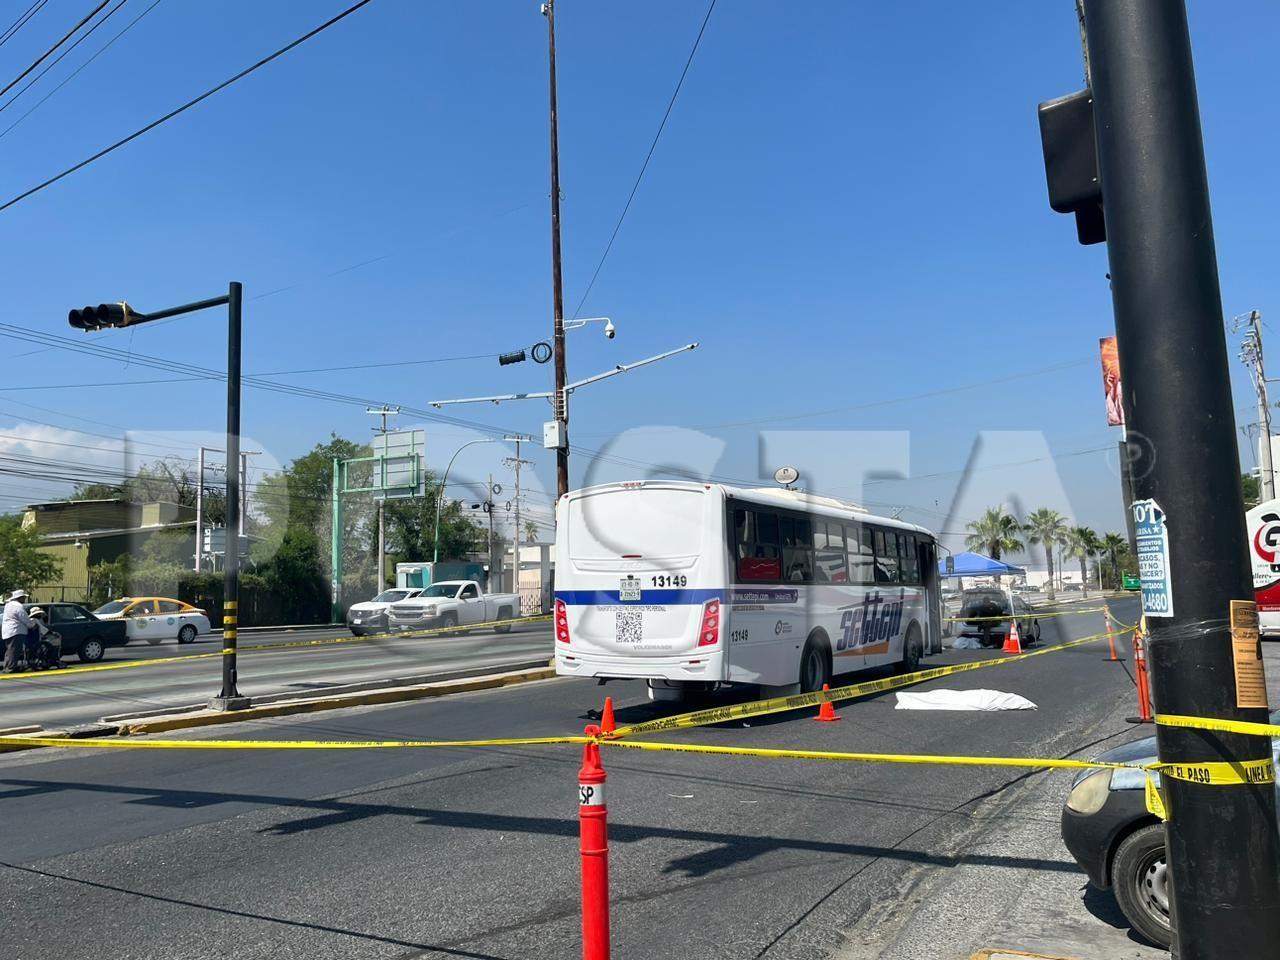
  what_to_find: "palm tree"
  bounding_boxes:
[964,506,1025,560]
[1025,508,1069,600]
[1101,532,1127,588]
[1064,526,1101,597]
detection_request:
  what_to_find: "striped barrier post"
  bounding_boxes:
[578,724,610,960]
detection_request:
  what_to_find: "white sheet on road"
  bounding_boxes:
[949,636,984,650]
[894,689,1038,711]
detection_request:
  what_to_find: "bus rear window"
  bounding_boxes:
[568,489,705,559]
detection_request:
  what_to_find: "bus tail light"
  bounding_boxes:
[698,598,720,647]
[555,599,570,644]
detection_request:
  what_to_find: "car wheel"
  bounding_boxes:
[178,624,198,644]
[1112,823,1173,949]
[145,631,163,645]
[798,635,831,693]
[494,607,513,633]
[896,623,923,674]
[78,638,105,663]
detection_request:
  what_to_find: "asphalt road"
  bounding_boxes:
[0,621,554,731]
[0,596,1149,960]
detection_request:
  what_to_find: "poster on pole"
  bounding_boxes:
[1132,498,1173,618]
[1099,335,1125,426]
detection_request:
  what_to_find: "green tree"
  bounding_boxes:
[1243,472,1262,509]
[1100,532,1129,588]
[1024,508,1069,601]
[1064,526,1101,597]
[0,516,61,592]
[523,519,539,544]
[382,472,484,565]
[964,506,1024,560]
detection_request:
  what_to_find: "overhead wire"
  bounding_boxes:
[0,0,377,213]
[0,0,111,102]
[0,0,128,115]
[570,0,717,319]
[0,0,164,142]
[0,0,49,50]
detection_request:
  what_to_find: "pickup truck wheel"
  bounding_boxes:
[493,607,513,633]
[440,612,458,635]
[78,638,105,663]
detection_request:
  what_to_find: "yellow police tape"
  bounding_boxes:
[1156,713,1280,739]
[610,626,1128,738]
[1,734,588,751]
[0,613,553,682]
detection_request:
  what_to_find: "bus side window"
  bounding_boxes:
[813,522,847,583]
[873,528,899,583]
[899,533,920,585]
[846,523,874,584]
[736,509,781,582]
[781,514,813,583]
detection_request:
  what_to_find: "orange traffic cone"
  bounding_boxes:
[600,696,616,736]
[813,683,840,722]
[1002,618,1023,655]
[1102,603,1124,662]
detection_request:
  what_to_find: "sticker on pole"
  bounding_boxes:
[1230,599,1269,709]
[579,782,605,806]
[1132,499,1174,618]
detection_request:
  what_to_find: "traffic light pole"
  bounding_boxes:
[1082,2,1280,955]
[217,281,244,706]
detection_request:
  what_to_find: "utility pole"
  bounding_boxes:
[1081,2,1280,955]
[195,446,206,573]
[367,405,400,589]
[238,450,260,558]
[487,473,496,592]
[504,435,533,599]
[220,281,243,705]
[543,0,569,499]
[1236,311,1274,500]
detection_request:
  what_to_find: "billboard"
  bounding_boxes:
[1099,335,1124,426]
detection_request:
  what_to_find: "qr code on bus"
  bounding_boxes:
[615,609,643,644]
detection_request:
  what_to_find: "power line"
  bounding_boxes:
[0,0,128,116]
[0,0,111,102]
[0,0,164,143]
[0,0,376,214]
[0,0,49,49]
[570,0,716,318]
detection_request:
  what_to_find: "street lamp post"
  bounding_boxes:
[67,282,247,710]
[432,438,497,565]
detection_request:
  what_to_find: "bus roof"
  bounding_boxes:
[564,481,936,539]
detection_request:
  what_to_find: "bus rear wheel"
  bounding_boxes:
[799,637,831,693]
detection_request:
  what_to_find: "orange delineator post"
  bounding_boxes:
[1102,603,1123,661]
[1130,626,1153,724]
[579,723,611,960]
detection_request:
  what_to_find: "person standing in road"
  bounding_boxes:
[2,589,34,672]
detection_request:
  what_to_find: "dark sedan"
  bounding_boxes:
[1061,717,1280,949]
[956,587,1041,647]
[28,602,129,663]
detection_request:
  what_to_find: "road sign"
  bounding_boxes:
[371,429,426,500]
[1132,498,1174,617]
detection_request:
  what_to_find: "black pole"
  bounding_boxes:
[1082,3,1280,956]
[546,0,569,500]
[218,280,243,704]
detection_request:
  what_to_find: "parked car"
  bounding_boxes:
[1061,716,1280,949]
[346,588,423,636]
[386,580,519,633]
[93,597,211,644]
[956,587,1041,647]
[26,602,129,663]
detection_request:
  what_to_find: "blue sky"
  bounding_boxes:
[1,1,1277,552]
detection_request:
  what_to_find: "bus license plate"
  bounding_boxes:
[619,576,641,601]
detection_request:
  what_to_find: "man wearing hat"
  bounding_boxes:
[3,588,34,672]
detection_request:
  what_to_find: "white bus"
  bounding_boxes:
[554,481,943,700]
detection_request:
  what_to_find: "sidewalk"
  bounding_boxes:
[836,643,1280,959]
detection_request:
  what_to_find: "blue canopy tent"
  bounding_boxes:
[938,551,1025,578]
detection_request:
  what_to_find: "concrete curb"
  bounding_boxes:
[114,663,558,735]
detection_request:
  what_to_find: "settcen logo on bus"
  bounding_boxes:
[835,591,904,651]
[1253,512,1280,568]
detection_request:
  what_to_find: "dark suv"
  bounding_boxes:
[28,602,129,663]
[957,587,1041,647]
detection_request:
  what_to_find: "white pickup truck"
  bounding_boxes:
[386,580,520,633]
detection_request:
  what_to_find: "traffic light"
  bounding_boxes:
[1038,89,1105,245]
[68,302,148,331]
[499,349,527,366]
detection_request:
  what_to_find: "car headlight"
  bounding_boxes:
[1066,769,1113,814]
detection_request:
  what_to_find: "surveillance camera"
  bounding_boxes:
[604,320,616,339]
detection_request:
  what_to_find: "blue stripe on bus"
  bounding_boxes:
[556,589,722,606]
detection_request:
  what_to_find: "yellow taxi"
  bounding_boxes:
[93,597,212,645]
